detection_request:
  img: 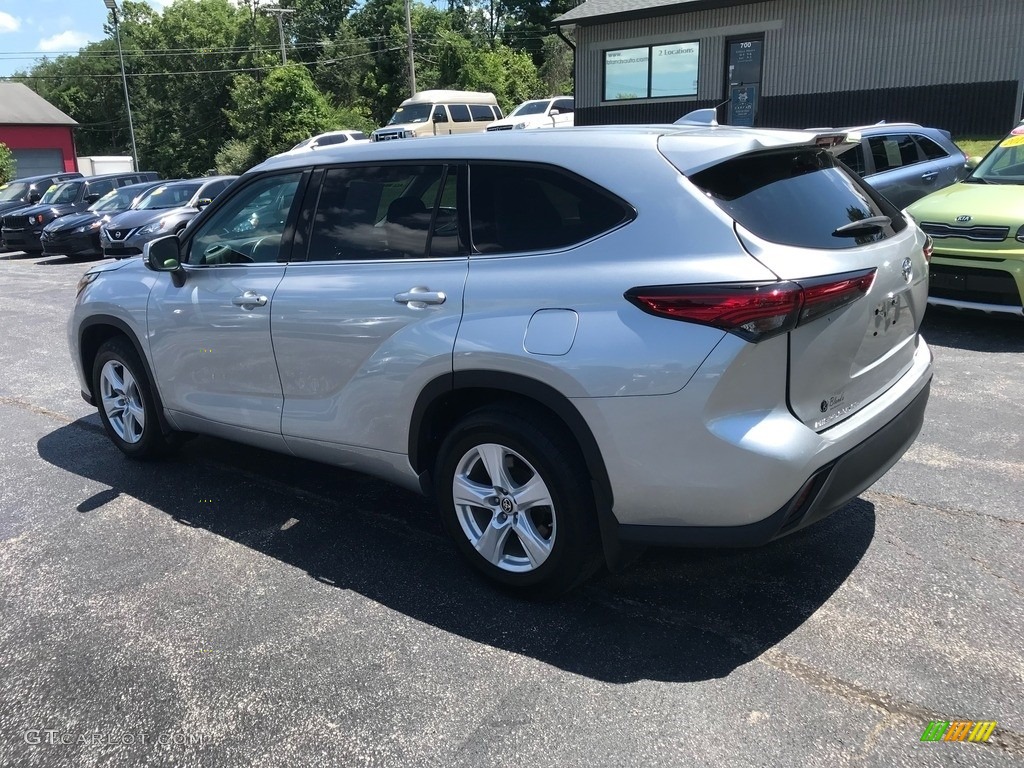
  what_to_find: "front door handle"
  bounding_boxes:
[232,290,268,309]
[394,287,447,307]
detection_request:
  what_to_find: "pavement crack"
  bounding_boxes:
[760,648,1024,756]
[862,489,1024,528]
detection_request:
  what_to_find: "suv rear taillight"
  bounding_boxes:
[625,269,876,342]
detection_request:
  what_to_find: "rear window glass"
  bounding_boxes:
[690,147,906,250]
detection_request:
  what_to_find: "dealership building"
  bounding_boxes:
[0,83,78,176]
[553,0,1024,136]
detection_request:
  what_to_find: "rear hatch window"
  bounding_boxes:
[688,147,906,249]
[676,144,926,431]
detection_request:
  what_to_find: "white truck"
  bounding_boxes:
[76,156,135,175]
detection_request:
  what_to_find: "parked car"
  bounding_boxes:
[832,123,968,209]
[99,176,236,259]
[486,97,575,131]
[906,122,1024,315]
[0,171,83,217]
[286,130,369,153]
[40,180,168,259]
[1,172,159,253]
[371,90,502,141]
[69,121,933,594]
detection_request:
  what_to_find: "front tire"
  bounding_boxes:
[92,337,175,459]
[435,406,602,596]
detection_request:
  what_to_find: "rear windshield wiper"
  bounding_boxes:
[832,215,891,237]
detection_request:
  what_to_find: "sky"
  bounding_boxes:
[0,0,174,78]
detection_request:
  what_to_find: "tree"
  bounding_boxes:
[225,65,338,160]
[0,143,15,184]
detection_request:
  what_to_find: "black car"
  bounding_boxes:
[0,172,85,251]
[1,171,159,253]
[40,181,167,259]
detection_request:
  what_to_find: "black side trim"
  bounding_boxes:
[78,314,175,436]
[617,379,931,548]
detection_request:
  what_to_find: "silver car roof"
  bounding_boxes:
[252,124,855,177]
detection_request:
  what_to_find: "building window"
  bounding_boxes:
[604,41,699,101]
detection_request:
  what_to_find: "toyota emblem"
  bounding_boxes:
[901,257,913,283]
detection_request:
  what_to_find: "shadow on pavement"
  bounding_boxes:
[38,418,874,683]
[922,306,1024,353]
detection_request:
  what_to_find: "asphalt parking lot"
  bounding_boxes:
[0,250,1021,768]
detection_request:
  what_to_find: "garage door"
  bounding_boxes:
[12,149,65,178]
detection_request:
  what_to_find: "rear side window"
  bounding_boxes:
[469,163,633,254]
[470,104,494,121]
[449,104,472,123]
[690,147,906,250]
[87,179,115,199]
[915,135,949,160]
[868,134,921,172]
[307,165,447,260]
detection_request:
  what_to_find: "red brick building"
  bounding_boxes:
[0,82,78,177]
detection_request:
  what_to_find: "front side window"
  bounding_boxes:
[187,172,302,265]
[838,143,867,175]
[469,163,633,254]
[604,41,699,101]
[553,98,575,114]
[306,165,447,261]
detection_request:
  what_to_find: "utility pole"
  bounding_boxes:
[102,0,139,171]
[404,0,416,94]
[260,5,295,65]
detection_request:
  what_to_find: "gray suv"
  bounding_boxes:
[69,123,933,594]
[834,123,968,208]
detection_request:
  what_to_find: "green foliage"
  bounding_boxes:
[226,65,338,161]
[13,0,569,175]
[0,143,15,184]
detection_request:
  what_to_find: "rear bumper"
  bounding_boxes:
[616,378,930,547]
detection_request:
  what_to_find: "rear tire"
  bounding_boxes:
[434,406,602,597]
[92,337,175,459]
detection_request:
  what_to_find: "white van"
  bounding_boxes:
[486,97,575,131]
[371,90,503,141]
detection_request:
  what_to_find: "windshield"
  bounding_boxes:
[0,182,28,202]
[388,103,432,125]
[38,184,65,204]
[90,186,143,212]
[48,181,82,204]
[134,183,200,210]
[968,133,1024,184]
[510,100,551,117]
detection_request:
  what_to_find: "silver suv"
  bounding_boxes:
[69,123,933,594]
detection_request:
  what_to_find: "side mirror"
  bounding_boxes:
[549,109,560,116]
[966,156,982,171]
[144,235,186,287]
[196,198,213,209]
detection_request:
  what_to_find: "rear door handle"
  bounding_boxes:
[921,171,939,182]
[394,287,446,307]
[232,291,268,308]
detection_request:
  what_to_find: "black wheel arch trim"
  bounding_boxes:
[78,314,175,436]
[410,370,632,568]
